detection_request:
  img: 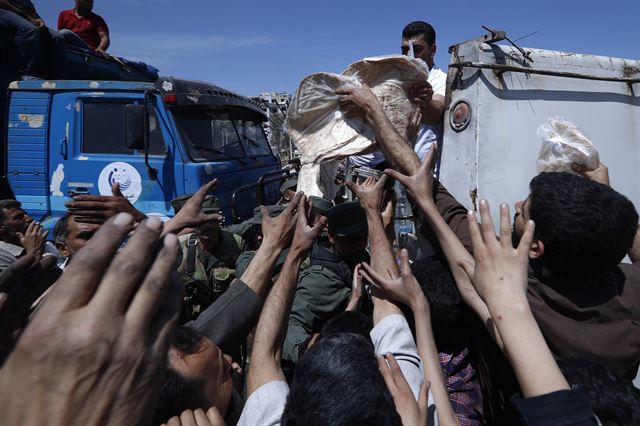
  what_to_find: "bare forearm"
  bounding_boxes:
[366,106,421,176]
[367,210,403,324]
[412,299,459,425]
[489,302,569,398]
[420,96,445,125]
[97,34,109,51]
[239,241,282,299]
[247,252,304,394]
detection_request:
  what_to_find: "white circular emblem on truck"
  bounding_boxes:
[98,162,143,204]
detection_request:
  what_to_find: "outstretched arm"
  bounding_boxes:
[336,85,421,175]
[246,196,326,396]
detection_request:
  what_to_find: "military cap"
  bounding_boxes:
[171,193,220,214]
[280,178,298,194]
[250,204,287,225]
[309,196,333,216]
[326,201,367,237]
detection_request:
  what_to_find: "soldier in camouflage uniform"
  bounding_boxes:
[172,193,242,321]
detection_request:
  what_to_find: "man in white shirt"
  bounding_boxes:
[350,21,447,169]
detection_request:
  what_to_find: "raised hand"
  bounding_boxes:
[346,175,389,213]
[66,181,147,224]
[458,201,535,308]
[0,214,182,426]
[164,180,224,235]
[360,249,425,310]
[345,263,363,312]
[379,353,430,426]
[17,221,48,259]
[289,195,327,256]
[385,144,436,205]
[261,192,304,251]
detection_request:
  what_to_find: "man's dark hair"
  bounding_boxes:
[411,256,471,351]
[282,333,399,426]
[154,326,208,425]
[319,310,373,340]
[558,358,640,425]
[402,21,436,45]
[528,172,638,277]
[0,199,22,225]
[53,214,70,244]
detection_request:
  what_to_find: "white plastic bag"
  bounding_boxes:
[536,117,599,173]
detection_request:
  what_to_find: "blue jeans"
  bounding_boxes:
[0,10,66,77]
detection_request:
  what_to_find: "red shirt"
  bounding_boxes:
[58,9,109,50]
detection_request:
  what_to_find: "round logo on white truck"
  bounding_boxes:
[98,162,142,204]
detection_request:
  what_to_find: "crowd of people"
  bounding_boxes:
[0,16,639,426]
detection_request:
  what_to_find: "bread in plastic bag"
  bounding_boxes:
[536,117,599,173]
[287,55,428,198]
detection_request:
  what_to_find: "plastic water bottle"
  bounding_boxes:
[394,182,414,241]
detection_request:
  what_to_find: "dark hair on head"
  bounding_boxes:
[319,310,373,341]
[558,358,640,426]
[282,333,399,426]
[402,21,436,45]
[53,214,71,244]
[0,199,22,224]
[411,256,471,351]
[154,326,208,425]
[528,172,638,277]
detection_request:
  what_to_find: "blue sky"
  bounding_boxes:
[36,0,638,97]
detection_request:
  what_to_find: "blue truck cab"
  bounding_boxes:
[3,77,281,229]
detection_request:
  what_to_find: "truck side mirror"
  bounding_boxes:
[125,104,145,150]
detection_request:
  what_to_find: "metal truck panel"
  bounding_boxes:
[6,91,50,217]
[440,41,640,225]
[9,80,156,92]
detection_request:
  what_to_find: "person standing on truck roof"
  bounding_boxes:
[349,21,447,171]
[58,0,109,54]
[0,0,66,77]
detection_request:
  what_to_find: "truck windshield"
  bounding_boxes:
[171,109,272,162]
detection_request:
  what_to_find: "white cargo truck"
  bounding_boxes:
[439,30,640,221]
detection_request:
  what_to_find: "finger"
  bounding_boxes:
[383,169,409,187]
[25,221,36,234]
[310,216,327,236]
[363,176,375,187]
[466,210,486,258]
[90,218,164,315]
[179,409,198,426]
[345,180,357,192]
[193,409,213,426]
[516,220,536,259]
[65,207,112,217]
[67,195,112,203]
[41,229,49,240]
[499,204,512,249]
[360,261,393,288]
[16,232,24,241]
[296,195,308,228]
[424,144,437,176]
[125,234,180,333]
[386,353,410,389]
[150,272,183,354]
[334,86,353,96]
[377,355,396,392]
[206,407,225,426]
[71,216,108,224]
[374,174,388,189]
[111,181,124,198]
[194,179,219,200]
[201,213,225,223]
[166,417,181,426]
[478,200,497,247]
[399,249,411,278]
[35,213,135,317]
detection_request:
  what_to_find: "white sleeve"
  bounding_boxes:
[237,380,289,426]
[370,314,424,400]
[428,69,447,97]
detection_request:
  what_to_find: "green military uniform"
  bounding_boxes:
[171,192,242,320]
[282,201,369,364]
